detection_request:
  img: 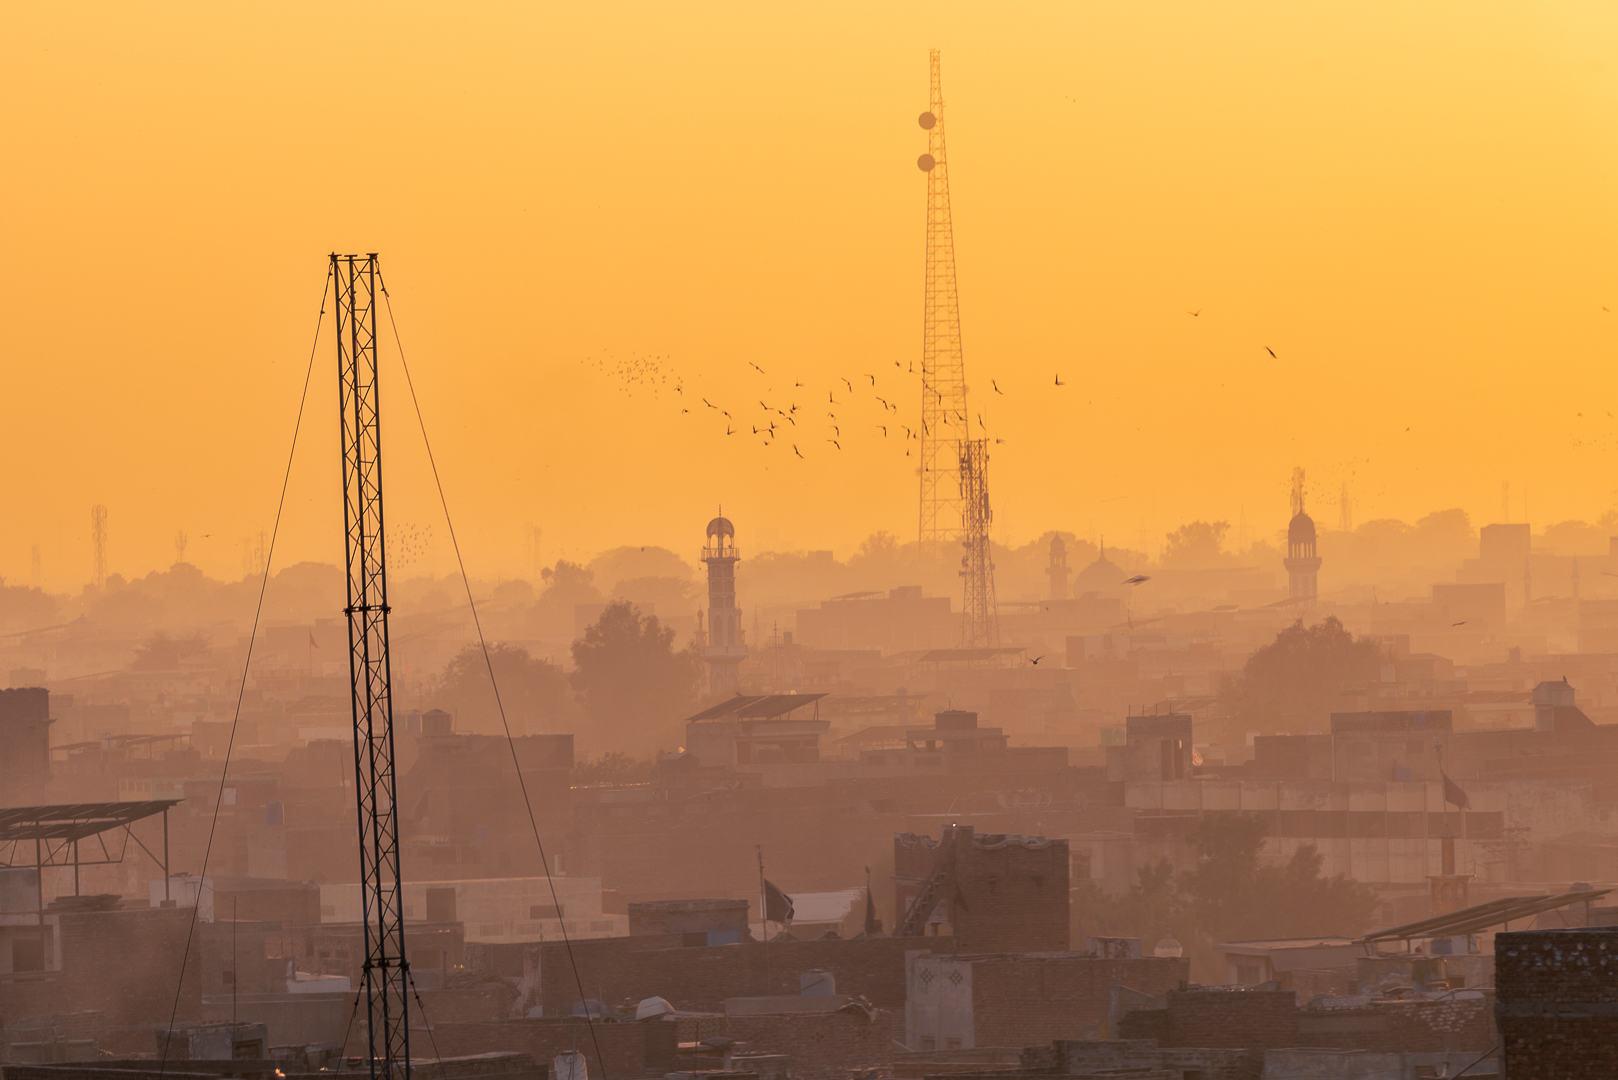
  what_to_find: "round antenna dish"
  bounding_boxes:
[917,153,936,172]
[918,111,937,130]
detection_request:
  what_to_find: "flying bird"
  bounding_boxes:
[828,439,841,450]
[878,425,887,436]
[1054,373,1065,386]
[841,377,854,392]
[793,445,804,458]
[1265,346,1277,358]
[1029,656,1043,666]
[703,398,717,409]
[830,392,838,404]
[992,379,1004,394]
[1188,310,1201,317]
[866,374,876,385]
[1123,574,1150,585]
[1452,620,1468,627]
[749,361,766,374]
[725,425,734,435]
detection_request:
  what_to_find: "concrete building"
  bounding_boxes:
[904,950,1188,1050]
[320,876,624,944]
[0,687,51,806]
[894,825,1069,953]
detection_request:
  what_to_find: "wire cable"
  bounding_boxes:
[157,267,332,1078]
[407,968,445,1062]
[378,274,608,1078]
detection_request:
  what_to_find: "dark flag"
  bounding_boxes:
[764,878,794,924]
[864,886,880,934]
[1442,771,1470,810]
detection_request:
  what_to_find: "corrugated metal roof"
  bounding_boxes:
[683,693,828,722]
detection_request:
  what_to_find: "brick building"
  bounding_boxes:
[893,826,1069,953]
[1496,926,1618,1076]
[904,951,1189,1050]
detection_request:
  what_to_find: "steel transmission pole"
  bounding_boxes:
[333,253,411,1079]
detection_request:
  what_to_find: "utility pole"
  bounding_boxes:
[333,253,410,1078]
[916,50,969,559]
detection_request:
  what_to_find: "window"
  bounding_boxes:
[945,1039,961,1051]
[1071,852,1092,881]
[531,904,563,919]
[919,1038,936,1052]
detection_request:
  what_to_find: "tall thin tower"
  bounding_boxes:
[917,50,970,555]
[702,513,747,696]
[958,440,1000,646]
[333,253,410,1078]
[90,505,108,589]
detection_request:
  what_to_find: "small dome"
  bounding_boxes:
[706,516,735,540]
[1153,935,1183,958]
[1288,511,1316,545]
[1074,551,1128,591]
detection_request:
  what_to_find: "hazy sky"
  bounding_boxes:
[5,3,1618,590]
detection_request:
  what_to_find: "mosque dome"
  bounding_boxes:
[706,516,735,540]
[1287,511,1317,546]
[1074,548,1128,592]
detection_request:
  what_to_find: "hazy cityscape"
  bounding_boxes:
[6,5,1618,1080]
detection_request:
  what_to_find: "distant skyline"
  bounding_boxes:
[5,4,1618,589]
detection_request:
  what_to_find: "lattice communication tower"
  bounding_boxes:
[90,505,108,589]
[958,439,999,647]
[917,49,970,555]
[333,253,411,1078]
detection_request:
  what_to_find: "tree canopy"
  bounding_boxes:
[1224,616,1382,731]
[570,601,703,748]
[432,642,578,735]
[1073,813,1378,980]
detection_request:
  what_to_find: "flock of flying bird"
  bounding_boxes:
[586,312,1290,462]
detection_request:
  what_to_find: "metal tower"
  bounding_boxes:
[958,439,999,646]
[90,505,108,589]
[917,50,970,555]
[701,513,747,696]
[333,253,410,1078]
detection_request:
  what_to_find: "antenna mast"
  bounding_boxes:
[958,439,999,646]
[917,50,969,557]
[333,253,410,1079]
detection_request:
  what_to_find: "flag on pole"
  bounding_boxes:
[1442,771,1470,810]
[763,879,794,924]
[309,631,319,648]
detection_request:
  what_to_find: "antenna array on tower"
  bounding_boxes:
[917,49,970,554]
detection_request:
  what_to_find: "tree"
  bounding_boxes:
[1180,813,1378,945]
[433,642,578,735]
[132,630,210,671]
[1162,521,1229,568]
[1225,616,1381,731]
[571,750,655,786]
[570,601,703,749]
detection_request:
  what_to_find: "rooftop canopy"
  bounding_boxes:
[0,800,181,844]
[683,693,828,723]
[1358,888,1612,946]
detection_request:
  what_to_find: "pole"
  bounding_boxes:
[163,808,171,904]
[756,845,768,994]
[233,896,238,1024]
[36,836,46,967]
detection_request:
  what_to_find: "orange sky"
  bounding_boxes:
[5,3,1618,590]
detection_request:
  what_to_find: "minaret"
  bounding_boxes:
[701,514,747,696]
[1284,468,1322,609]
[1047,535,1070,601]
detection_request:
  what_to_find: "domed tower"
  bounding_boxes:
[701,513,747,696]
[1284,468,1322,608]
[1047,535,1070,601]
